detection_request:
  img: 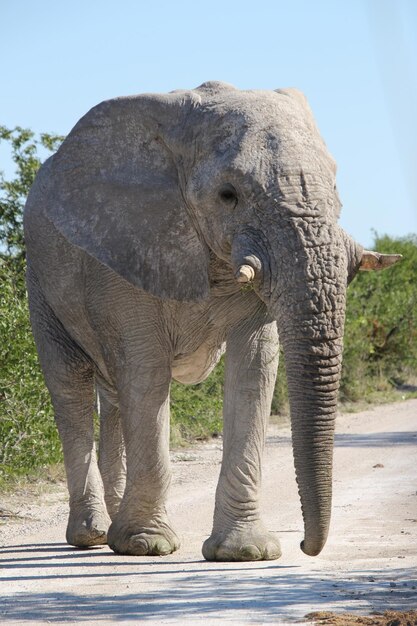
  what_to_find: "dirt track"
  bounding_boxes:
[1,399,416,625]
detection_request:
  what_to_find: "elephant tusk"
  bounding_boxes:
[359,250,403,271]
[235,264,256,283]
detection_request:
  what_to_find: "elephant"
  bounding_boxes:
[24,81,400,561]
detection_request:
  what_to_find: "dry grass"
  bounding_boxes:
[305,610,417,626]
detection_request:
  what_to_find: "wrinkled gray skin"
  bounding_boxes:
[24,81,366,561]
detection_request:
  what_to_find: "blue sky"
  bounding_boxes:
[1,0,416,247]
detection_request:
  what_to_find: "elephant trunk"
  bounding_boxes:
[232,220,354,555]
[271,241,347,556]
[279,332,343,555]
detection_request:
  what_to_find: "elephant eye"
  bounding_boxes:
[219,184,238,208]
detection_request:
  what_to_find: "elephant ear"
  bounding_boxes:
[45,92,209,301]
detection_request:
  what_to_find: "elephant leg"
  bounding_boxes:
[27,276,111,547]
[202,312,281,561]
[97,390,126,520]
[107,364,180,556]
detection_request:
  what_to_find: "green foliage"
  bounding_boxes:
[0,260,61,485]
[171,362,224,445]
[341,234,417,400]
[0,126,64,271]
[0,127,64,486]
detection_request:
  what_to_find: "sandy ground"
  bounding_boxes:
[0,399,416,625]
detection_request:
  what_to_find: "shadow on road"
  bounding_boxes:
[1,543,416,623]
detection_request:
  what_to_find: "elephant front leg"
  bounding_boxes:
[107,365,180,556]
[203,314,281,561]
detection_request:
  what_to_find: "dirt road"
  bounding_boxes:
[1,399,416,625]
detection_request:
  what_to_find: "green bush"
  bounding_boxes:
[0,128,65,485]
[0,126,64,269]
[341,234,417,401]
[0,260,61,485]
[171,362,224,445]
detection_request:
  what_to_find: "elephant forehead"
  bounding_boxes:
[198,92,334,174]
[201,90,316,136]
[227,135,336,201]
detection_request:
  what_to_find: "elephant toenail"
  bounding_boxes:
[129,537,149,555]
[239,545,262,560]
[154,539,171,555]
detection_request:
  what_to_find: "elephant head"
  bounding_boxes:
[42,81,400,556]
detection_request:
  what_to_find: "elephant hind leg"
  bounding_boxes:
[97,389,126,520]
[27,272,111,547]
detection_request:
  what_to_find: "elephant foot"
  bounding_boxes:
[107,517,180,556]
[202,522,281,562]
[66,507,111,548]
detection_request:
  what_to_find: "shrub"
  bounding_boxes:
[0,128,65,484]
[0,260,61,484]
[341,234,417,400]
[171,362,224,445]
